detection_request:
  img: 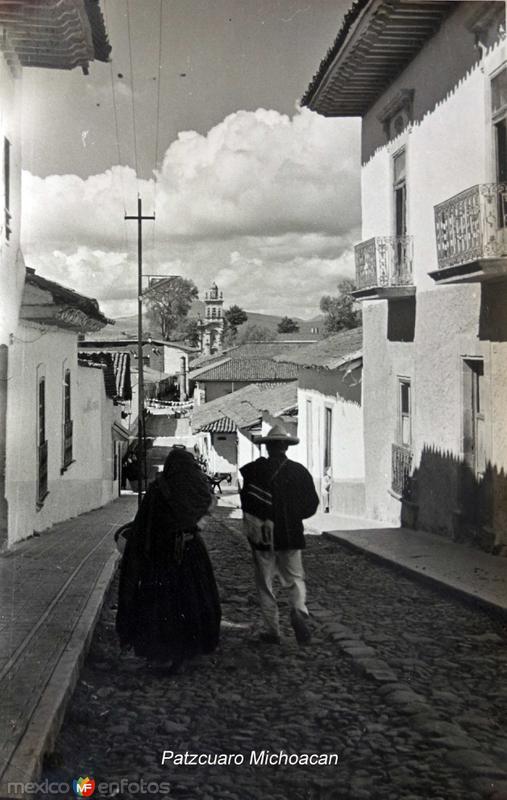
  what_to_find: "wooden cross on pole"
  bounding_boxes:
[125,197,155,506]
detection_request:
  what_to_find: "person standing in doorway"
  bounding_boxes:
[240,425,319,646]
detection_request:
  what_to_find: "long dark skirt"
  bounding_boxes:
[127,534,221,662]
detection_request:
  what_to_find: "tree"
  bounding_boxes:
[235,324,273,344]
[144,276,198,340]
[180,318,200,348]
[319,278,361,334]
[277,316,300,334]
[223,305,248,341]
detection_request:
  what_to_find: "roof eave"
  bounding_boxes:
[303,0,456,118]
[1,0,111,73]
[303,0,373,112]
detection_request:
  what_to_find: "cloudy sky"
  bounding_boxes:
[21,0,360,320]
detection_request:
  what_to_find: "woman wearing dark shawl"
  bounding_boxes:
[116,447,221,670]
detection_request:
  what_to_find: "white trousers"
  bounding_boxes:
[251,548,309,636]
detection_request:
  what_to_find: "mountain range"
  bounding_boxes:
[110,305,324,340]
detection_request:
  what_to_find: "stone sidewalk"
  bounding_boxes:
[0,495,137,796]
[306,510,507,615]
[219,493,507,614]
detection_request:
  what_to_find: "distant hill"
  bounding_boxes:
[110,308,324,340]
[235,312,323,338]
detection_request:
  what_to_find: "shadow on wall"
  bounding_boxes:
[362,6,504,166]
[480,282,507,342]
[387,297,416,343]
[403,445,507,553]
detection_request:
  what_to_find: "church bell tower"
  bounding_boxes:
[201,282,224,355]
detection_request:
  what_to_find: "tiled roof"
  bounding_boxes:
[78,352,117,399]
[275,333,322,342]
[192,389,260,433]
[110,352,132,401]
[189,358,298,383]
[189,340,319,370]
[191,381,298,433]
[200,417,237,434]
[189,351,230,370]
[78,351,132,400]
[25,268,110,327]
[187,357,231,380]
[275,327,363,370]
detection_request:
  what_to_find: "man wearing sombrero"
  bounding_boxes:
[240,425,319,646]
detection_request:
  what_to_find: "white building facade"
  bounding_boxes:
[0,0,111,547]
[305,0,507,549]
[286,329,365,516]
[6,270,118,546]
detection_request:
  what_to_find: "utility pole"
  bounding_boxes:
[125,197,155,507]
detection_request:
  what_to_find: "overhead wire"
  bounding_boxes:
[154,0,164,181]
[126,0,140,191]
[151,0,164,276]
[103,0,130,258]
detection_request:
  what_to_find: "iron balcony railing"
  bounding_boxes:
[434,183,507,270]
[38,440,48,505]
[354,236,414,290]
[63,420,73,470]
[392,443,413,498]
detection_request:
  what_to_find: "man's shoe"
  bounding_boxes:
[258,632,281,645]
[290,611,312,646]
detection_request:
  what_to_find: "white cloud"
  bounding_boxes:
[21,107,360,319]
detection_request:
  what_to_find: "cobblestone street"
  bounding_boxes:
[41,508,507,800]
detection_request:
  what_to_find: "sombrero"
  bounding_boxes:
[253,424,299,445]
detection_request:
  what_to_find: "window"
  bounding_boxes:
[495,118,507,183]
[398,378,412,447]
[378,89,414,141]
[62,368,73,471]
[4,138,11,241]
[393,149,408,274]
[463,359,486,478]
[323,406,333,472]
[211,307,217,318]
[37,375,48,505]
[38,377,46,447]
[393,149,407,239]
[306,399,313,472]
[392,378,412,497]
[492,67,507,118]
[492,68,507,229]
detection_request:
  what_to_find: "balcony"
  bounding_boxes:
[391,443,413,499]
[353,236,415,300]
[37,440,49,507]
[431,183,507,284]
